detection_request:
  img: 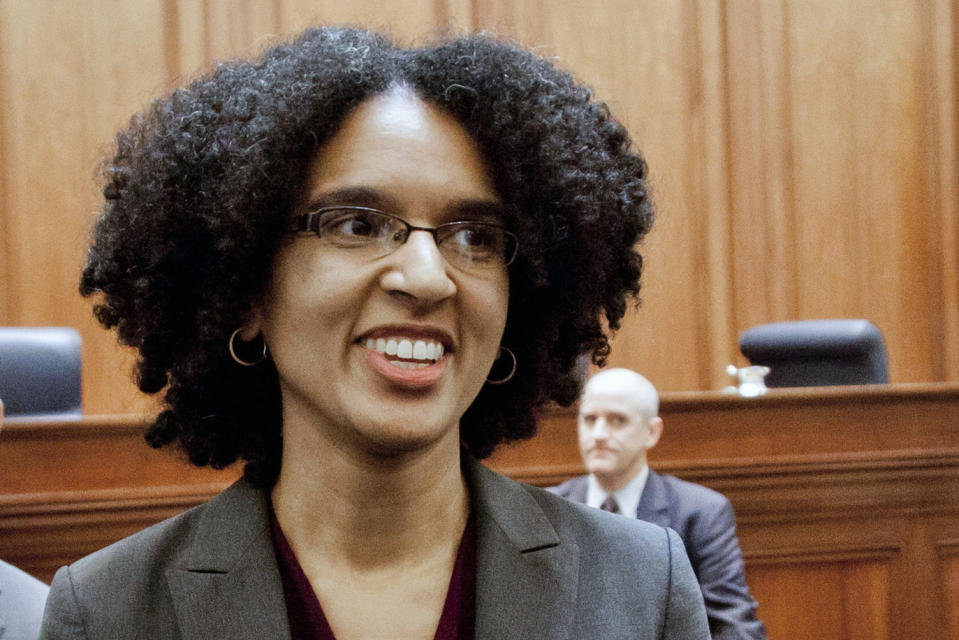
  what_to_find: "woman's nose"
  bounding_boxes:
[379,230,456,304]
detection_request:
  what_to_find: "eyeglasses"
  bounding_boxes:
[289,206,519,270]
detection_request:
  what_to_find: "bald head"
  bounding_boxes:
[583,368,659,420]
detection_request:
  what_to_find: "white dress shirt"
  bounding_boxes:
[586,465,650,517]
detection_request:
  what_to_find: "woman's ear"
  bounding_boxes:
[239,306,264,341]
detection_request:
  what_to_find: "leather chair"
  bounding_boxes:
[739,319,889,387]
[0,327,82,417]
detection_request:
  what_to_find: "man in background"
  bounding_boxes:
[549,368,767,639]
[0,400,50,639]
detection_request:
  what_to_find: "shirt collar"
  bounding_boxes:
[586,465,649,517]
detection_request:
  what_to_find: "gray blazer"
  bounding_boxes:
[40,459,709,639]
[1,559,48,640]
[550,472,766,640]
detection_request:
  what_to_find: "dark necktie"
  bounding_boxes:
[600,495,620,514]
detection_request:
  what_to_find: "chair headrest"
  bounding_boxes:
[0,327,82,417]
[739,319,888,387]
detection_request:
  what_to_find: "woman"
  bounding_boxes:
[41,27,709,639]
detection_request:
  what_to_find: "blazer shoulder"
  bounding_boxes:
[55,479,266,617]
[523,483,710,638]
[67,493,211,586]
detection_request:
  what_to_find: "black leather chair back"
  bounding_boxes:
[0,327,82,417]
[739,319,888,387]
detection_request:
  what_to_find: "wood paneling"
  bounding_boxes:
[749,559,891,640]
[1,1,958,411]
[723,0,959,388]
[939,540,959,640]
[4,384,959,640]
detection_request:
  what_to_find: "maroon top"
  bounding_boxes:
[270,508,477,640]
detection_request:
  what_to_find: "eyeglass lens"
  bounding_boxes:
[299,207,518,269]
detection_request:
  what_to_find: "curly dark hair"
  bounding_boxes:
[80,26,652,486]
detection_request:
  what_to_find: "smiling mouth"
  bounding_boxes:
[364,337,446,369]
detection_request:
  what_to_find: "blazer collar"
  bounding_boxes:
[165,479,291,640]
[466,457,580,640]
[636,470,670,525]
[164,461,581,640]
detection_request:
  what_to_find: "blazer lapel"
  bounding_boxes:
[165,480,291,640]
[635,471,671,527]
[466,458,579,640]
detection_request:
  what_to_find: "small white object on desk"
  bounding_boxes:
[724,364,770,397]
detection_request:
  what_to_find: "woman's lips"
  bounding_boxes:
[361,343,448,389]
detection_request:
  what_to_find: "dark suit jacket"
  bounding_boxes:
[40,459,710,639]
[1,559,48,640]
[550,472,767,640]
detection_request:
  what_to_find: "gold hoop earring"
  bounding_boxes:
[228,328,267,366]
[486,347,517,385]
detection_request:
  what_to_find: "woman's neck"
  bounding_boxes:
[270,417,469,569]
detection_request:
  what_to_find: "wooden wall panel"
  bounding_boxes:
[725,0,958,387]
[748,559,891,640]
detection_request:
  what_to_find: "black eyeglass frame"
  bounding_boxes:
[288,206,520,267]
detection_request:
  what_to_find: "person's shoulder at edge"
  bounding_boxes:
[1,558,49,638]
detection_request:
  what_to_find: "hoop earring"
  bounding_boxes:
[486,347,517,385]
[228,328,267,366]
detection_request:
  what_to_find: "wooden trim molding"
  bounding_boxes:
[936,539,959,558]
[745,543,902,566]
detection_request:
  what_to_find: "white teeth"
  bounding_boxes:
[413,341,427,359]
[364,336,445,361]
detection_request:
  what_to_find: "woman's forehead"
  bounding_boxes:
[300,89,499,216]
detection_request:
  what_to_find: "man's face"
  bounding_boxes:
[577,389,660,488]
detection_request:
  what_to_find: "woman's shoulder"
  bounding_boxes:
[41,479,270,638]
[467,460,677,560]
[59,479,266,600]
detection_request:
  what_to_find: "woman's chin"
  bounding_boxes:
[351,417,460,459]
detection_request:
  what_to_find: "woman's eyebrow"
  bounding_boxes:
[449,200,511,224]
[303,186,391,211]
[302,188,509,222]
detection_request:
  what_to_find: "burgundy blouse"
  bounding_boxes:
[270,509,477,640]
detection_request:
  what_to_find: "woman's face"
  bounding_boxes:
[251,89,510,457]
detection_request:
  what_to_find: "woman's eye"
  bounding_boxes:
[336,214,377,236]
[451,225,499,249]
[322,211,390,240]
